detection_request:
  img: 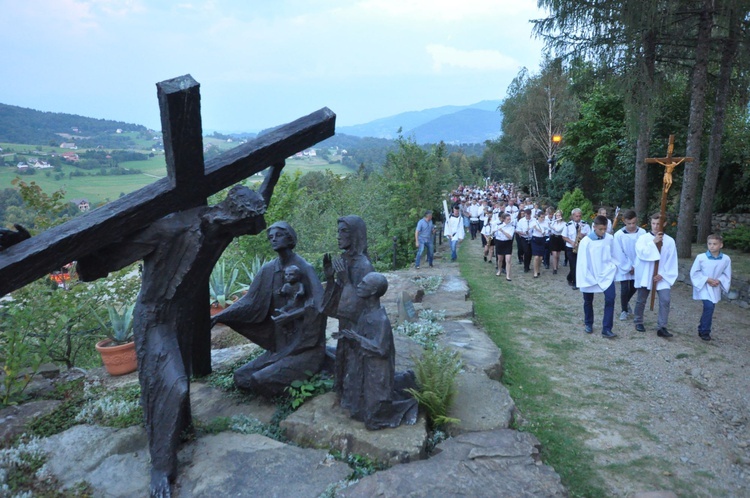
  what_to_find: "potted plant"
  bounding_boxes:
[209,260,244,315]
[94,303,137,376]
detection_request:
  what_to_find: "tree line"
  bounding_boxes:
[489,0,750,258]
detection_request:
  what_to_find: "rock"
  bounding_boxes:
[420,291,473,320]
[40,424,150,495]
[40,424,352,497]
[632,492,679,498]
[190,382,277,425]
[446,371,515,436]
[394,334,424,373]
[439,320,503,381]
[176,432,351,497]
[280,392,428,466]
[0,399,61,443]
[210,343,260,370]
[340,429,566,497]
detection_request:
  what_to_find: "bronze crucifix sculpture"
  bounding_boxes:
[0,75,335,497]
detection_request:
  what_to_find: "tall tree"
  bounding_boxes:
[697,3,747,242]
[676,0,715,257]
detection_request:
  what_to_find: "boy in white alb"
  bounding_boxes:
[612,210,646,321]
[576,215,617,338]
[633,213,678,338]
[690,234,732,341]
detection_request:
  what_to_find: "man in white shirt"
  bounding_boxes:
[468,200,483,240]
[515,209,533,273]
[561,208,590,289]
[444,205,465,262]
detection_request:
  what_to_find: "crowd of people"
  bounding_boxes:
[414,183,733,343]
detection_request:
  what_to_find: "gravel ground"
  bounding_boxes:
[464,239,750,497]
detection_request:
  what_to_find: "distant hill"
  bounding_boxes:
[338,100,502,144]
[0,103,148,148]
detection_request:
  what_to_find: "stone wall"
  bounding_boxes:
[710,212,750,233]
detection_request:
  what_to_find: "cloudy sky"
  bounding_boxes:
[1,0,547,133]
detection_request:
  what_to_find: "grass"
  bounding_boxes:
[458,243,609,497]
[2,157,354,206]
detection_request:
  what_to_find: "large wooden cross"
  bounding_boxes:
[0,74,336,297]
[644,134,693,309]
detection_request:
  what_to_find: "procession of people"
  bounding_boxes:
[419,182,732,343]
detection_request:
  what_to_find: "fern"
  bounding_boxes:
[405,346,462,428]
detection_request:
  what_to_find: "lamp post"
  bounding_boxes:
[548,134,562,179]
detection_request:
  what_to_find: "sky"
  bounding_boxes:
[1,0,548,133]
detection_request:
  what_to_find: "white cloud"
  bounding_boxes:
[426,44,518,71]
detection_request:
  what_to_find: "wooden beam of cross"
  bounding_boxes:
[0,74,336,296]
[644,134,693,310]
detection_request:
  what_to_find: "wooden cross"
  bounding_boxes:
[644,134,693,309]
[0,74,336,297]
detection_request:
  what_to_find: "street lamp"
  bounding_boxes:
[548,134,562,178]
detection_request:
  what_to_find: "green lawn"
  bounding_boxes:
[1,152,353,205]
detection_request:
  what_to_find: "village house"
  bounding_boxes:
[70,199,90,212]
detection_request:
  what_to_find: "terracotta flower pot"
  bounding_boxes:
[95,339,137,376]
[210,303,227,317]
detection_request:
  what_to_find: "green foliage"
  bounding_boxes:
[394,318,445,349]
[557,187,594,221]
[558,86,630,205]
[229,414,285,442]
[0,435,47,495]
[1,267,140,385]
[94,303,135,345]
[329,449,388,480]
[0,311,45,406]
[285,371,334,410]
[74,383,143,428]
[722,225,750,253]
[11,178,76,231]
[209,259,243,308]
[26,380,87,438]
[239,255,268,289]
[413,275,443,295]
[405,346,462,429]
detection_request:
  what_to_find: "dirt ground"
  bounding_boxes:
[464,239,750,497]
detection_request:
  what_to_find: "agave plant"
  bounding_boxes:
[209,260,243,308]
[239,255,268,291]
[94,303,135,345]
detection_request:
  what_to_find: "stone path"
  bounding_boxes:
[2,249,568,497]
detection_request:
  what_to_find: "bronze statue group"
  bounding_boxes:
[78,188,417,496]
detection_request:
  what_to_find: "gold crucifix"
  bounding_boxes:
[645,134,693,194]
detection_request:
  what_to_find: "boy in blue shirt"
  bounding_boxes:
[690,234,732,341]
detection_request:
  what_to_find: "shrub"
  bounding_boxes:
[405,346,462,429]
[722,225,750,253]
[557,187,594,221]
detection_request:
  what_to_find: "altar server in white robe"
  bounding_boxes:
[612,210,646,321]
[633,213,678,338]
[690,234,732,341]
[576,215,617,338]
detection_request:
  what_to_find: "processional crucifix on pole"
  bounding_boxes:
[0,75,335,496]
[644,134,693,310]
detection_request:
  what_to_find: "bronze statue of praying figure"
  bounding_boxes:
[324,216,418,429]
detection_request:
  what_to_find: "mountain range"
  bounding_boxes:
[0,99,503,148]
[337,100,503,144]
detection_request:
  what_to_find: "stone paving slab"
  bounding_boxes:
[339,429,567,498]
